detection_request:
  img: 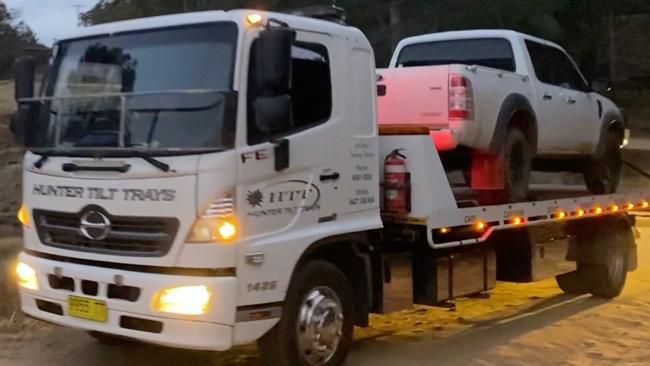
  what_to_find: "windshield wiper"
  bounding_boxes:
[133,152,175,173]
[33,154,50,169]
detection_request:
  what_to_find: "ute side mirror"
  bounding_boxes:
[591,78,613,94]
[11,57,37,146]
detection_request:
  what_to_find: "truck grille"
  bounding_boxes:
[33,209,179,257]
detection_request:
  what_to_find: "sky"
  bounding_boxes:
[4,0,99,45]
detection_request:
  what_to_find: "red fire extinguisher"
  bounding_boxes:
[384,149,411,214]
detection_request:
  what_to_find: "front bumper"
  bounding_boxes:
[18,252,237,351]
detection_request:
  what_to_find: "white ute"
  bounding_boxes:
[9,9,647,366]
[378,30,627,202]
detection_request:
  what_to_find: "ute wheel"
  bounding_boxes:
[87,331,134,345]
[556,265,591,295]
[584,130,622,194]
[476,128,532,204]
[258,261,354,366]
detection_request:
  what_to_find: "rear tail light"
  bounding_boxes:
[449,74,474,121]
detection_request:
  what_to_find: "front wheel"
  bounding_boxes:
[584,130,622,194]
[258,261,354,366]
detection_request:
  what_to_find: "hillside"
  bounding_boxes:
[0,81,21,236]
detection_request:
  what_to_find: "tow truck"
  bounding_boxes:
[9,8,647,366]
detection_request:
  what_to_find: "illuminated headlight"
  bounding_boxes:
[152,285,211,315]
[16,262,38,290]
[187,193,238,243]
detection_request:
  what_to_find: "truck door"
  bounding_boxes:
[238,30,346,246]
[553,51,600,154]
[525,41,574,153]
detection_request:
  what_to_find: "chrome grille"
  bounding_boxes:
[33,209,179,257]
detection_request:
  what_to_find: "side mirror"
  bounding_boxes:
[11,57,37,146]
[255,27,296,93]
[591,79,612,94]
[14,57,36,101]
[254,94,293,134]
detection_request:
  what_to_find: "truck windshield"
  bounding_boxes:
[28,22,238,155]
[396,38,516,72]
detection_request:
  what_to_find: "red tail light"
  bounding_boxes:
[449,74,474,121]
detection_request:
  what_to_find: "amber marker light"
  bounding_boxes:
[510,216,525,225]
[17,204,30,228]
[641,201,649,209]
[475,221,487,231]
[246,13,264,26]
[576,209,586,217]
[553,211,567,219]
[439,227,451,234]
[626,203,635,210]
[610,205,619,212]
[593,206,603,215]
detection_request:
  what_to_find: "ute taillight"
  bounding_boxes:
[448,74,474,121]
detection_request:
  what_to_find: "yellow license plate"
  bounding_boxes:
[68,295,108,323]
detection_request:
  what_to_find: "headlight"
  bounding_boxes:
[17,204,30,228]
[152,285,211,315]
[16,262,38,290]
[187,193,238,243]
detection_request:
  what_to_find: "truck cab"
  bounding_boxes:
[13,8,380,355]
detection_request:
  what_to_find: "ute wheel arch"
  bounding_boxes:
[488,94,538,155]
[597,115,625,155]
[289,234,372,327]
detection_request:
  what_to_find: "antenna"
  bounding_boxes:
[72,4,84,27]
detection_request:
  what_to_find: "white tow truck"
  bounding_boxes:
[9,8,647,366]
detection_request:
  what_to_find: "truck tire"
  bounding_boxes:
[258,261,354,366]
[555,266,591,295]
[586,233,628,299]
[583,130,622,194]
[477,128,531,204]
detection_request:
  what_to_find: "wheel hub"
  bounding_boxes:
[297,286,344,366]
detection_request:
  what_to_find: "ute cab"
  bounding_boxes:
[12,9,380,351]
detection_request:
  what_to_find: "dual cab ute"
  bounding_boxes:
[377,30,627,202]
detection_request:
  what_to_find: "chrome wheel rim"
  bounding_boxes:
[296,286,344,366]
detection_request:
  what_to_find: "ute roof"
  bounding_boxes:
[395,29,564,51]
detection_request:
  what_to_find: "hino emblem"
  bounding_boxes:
[80,211,111,241]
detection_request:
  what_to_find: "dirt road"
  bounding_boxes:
[0,218,649,365]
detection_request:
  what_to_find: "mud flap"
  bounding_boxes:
[470,151,505,190]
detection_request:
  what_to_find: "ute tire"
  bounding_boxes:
[584,130,622,194]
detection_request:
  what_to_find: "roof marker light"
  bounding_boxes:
[246,13,264,26]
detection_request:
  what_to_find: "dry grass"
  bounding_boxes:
[0,81,15,117]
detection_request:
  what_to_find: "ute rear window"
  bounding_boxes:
[396,38,516,72]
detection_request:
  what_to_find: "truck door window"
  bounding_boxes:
[247,41,332,145]
[396,38,516,72]
[526,40,588,92]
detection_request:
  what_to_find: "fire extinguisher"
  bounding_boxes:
[384,149,411,214]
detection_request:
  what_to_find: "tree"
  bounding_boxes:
[0,1,44,80]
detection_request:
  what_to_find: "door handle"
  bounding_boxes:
[320,172,340,182]
[542,93,553,101]
[566,97,577,105]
